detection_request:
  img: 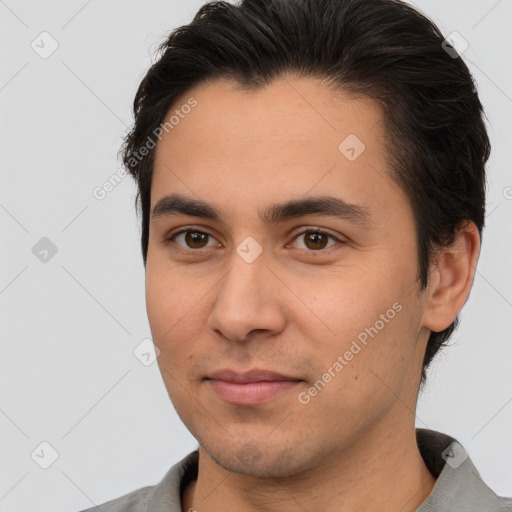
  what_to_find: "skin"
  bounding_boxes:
[145,75,481,512]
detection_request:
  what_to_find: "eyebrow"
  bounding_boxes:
[150,193,373,227]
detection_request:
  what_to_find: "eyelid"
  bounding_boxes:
[288,225,345,241]
[166,225,215,239]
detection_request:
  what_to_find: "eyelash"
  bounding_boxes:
[164,226,345,255]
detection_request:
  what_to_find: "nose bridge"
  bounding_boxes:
[226,251,264,299]
[207,243,284,341]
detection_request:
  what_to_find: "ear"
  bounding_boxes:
[421,221,481,333]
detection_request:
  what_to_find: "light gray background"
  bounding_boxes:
[1,1,511,511]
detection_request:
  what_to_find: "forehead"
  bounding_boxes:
[155,75,383,156]
[150,76,404,222]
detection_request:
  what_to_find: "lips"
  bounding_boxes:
[206,368,301,383]
[205,368,302,405]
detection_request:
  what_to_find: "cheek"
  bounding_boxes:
[145,264,226,377]
[296,274,415,380]
[146,268,204,405]
[145,267,202,368]
[297,275,398,340]
[146,261,199,331]
[296,303,417,433]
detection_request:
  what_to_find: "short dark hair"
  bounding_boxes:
[121,0,490,388]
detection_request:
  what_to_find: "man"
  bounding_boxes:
[81,0,511,510]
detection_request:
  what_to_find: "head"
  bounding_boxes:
[122,0,489,476]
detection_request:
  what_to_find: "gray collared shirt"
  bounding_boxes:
[79,429,512,511]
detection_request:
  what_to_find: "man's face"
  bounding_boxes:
[146,76,431,477]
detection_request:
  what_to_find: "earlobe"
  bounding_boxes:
[421,221,481,333]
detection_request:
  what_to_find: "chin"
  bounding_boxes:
[200,440,310,478]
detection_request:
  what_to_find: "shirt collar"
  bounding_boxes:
[147,429,510,511]
[415,428,509,511]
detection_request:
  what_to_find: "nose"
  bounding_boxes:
[207,248,286,343]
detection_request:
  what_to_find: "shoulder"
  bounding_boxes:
[416,428,512,511]
[75,450,199,512]
[77,485,154,512]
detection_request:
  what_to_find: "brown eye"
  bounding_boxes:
[290,229,342,251]
[169,229,219,250]
[184,231,209,248]
[304,231,329,250]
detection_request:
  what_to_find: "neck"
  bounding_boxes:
[181,416,437,512]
